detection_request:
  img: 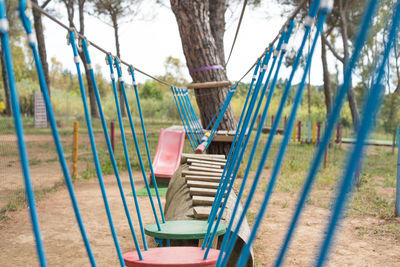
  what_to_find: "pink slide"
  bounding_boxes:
[153,128,186,179]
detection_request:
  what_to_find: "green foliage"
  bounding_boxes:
[15,79,40,116]
[139,81,163,100]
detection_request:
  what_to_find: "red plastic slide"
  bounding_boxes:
[153,128,186,179]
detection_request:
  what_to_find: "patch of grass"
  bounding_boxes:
[29,158,42,165]
[246,211,257,225]
[0,181,65,222]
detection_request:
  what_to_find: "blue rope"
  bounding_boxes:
[182,88,205,136]
[205,51,272,230]
[79,43,140,261]
[179,88,203,141]
[80,39,128,265]
[202,81,242,152]
[226,2,321,262]
[203,49,273,251]
[217,20,295,267]
[205,98,225,130]
[206,59,261,227]
[6,2,47,266]
[177,87,201,143]
[128,66,166,224]
[105,54,147,251]
[203,86,237,150]
[113,59,162,231]
[171,86,196,151]
[275,0,379,265]
[316,2,400,265]
[237,4,329,266]
[205,28,292,259]
[173,86,199,146]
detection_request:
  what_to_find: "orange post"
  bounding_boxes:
[292,122,296,142]
[312,121,316,144]
[72,121,79,179]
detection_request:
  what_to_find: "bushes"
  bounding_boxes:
[16,79,40,116]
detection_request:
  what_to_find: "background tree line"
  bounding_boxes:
[0,0,399,134]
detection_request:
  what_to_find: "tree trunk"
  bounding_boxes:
[170,0,237,156]
[1,52,11,116]
[31,0,51,98]
[78,0,99,118]
[112,14,126,117]
[209,0,226,65]
[339,0,360,128]
[321,34,332,116]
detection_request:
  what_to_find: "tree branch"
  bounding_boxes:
[41,0,52,9]
[322,34,344,63]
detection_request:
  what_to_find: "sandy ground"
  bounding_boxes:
[0,171,399,266]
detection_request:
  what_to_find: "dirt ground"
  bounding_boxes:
[0,170,399,266]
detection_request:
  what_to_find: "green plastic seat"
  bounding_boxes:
[145,220,226,240]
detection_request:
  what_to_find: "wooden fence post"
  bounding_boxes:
[336,124,341,144]
[317,122,321,144]
[72,121,79,179]
[111,121,115,153]
[298,121,302,142]
[312,121,316,144]
[284,116,288,131]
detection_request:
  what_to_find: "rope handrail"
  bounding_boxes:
[225,0,248,67]
[30,0,306,88]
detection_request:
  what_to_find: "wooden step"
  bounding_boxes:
[192,196,215,206]
[187,158,226,167]
[189,166,223,173]
[187,180,220,189]
[189,187,221,197]
[193,206,212,219]
[181,154,226,163]
[190,162,224,169]
[182,170,221,177]
[185,175,221,183]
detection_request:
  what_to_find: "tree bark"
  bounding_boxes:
[321,34,332,116]
[31,0,51,98]
[111,13,126,117]
[1,52,11,116]
[209,0,226,65]
[338,0,360,128]
[78,0,99,118]
[170,0,237,155]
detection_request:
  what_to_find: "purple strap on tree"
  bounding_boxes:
[190,64,223,73]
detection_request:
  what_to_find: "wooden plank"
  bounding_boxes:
[217,130,228,135]
[193,206,212,219]
[181,153,226,163]
[187,158,226,166]
[213,134,235,143]
[228,130,237,135]
[189,166,223,173]
[185,175,221,183]
[187,180,220,189]
[182,153,225,159]
[186,81,232,89]
[192,196,215,206]
[190,162,223,169]
[189,187,218,197]
[182,170,221,177]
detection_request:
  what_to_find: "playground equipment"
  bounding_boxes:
[152,128,186,182]
[4,0,400,266]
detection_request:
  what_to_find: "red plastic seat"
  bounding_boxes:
[153,129,186,179]
[123,247,219,267]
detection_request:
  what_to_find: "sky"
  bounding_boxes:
[41,1,329,87]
